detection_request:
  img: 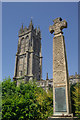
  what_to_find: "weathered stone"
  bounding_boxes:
[49,17,72,117]
[13,20,42,84]
[48,117,79,120]
[49,17,67,35]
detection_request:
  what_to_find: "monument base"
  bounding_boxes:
[48,116,79,120]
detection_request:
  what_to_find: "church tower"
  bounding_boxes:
[13,20,42,85]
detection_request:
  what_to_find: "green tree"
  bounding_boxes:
[70,84,76,116]
[2,77,53,120]
[72,82,80,117]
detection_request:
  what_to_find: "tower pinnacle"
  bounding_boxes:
[28,19,34,30]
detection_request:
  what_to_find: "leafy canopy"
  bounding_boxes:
[2,77,53,120]
[72,82,80,117]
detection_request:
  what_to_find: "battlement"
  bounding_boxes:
[18,20,41,37]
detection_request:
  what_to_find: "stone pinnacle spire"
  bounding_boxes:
[21,23,23,30]
[28,19,34,29]
[19,23,24,34]
[38,26,40,32]
[30,19,32,25]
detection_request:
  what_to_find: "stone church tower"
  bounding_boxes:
[13,20,42,85]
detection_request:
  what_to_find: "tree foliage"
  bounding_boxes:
[2,77,53,120]
[71,84,76,116]
[71,82,80,117]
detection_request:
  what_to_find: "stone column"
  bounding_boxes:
[25,52,29,75]
[14,54,18,77]
[14,38,21,78]
[40,46,43,80]
[28,52,33,81]
[49,17,73,118]
[30,52,33,75]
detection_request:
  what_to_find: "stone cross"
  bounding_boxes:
[49,17,67,35]
[48,17,73,119]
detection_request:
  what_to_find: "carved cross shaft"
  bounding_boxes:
[49,17,67,35]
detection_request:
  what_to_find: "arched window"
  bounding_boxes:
[25,35,29,51]
[21,37,24,45]
[20,37,24,53]
[26,35,29,39]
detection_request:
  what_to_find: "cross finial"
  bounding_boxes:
[30,16,33,23]
[49,17,67,35]
[31,16,33,19]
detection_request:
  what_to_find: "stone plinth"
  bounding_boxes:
[48,117,79,120]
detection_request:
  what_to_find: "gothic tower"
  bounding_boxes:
[13,20,42,85]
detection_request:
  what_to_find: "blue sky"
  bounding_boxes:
[2,2,78,80]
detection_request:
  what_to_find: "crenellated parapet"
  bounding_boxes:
[19,20,41,38]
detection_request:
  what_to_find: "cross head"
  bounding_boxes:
[49,17,67,35]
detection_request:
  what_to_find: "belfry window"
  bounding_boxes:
[20,37,24,53]
[26,35,29,39]
[21,37,24,45]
